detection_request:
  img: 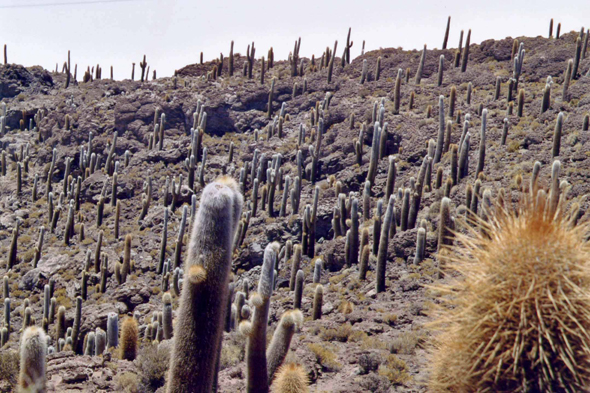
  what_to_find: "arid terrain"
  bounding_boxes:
[1,23,590,392]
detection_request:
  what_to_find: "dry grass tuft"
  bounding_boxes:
[428,196,590,391]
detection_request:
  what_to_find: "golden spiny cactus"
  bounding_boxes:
[429,195,590,392]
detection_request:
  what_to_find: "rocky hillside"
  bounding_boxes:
[0,24,589,392]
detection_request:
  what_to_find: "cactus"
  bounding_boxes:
[374,56,381,81]
[96,195,104,228]
[289,245,302,291]
[414,227,427,265]
[517,89,525,117]
[268,78,275,119]
[4,298,10,335]
[95,328,106,356]
[548,160,561,218]
[119,317,138,361]
[84,332,95,355]
[437,55,444,86]
[162,292,173,340]
[8,223,18,269]
[327,41,337,83]
[267,309,304,383]
[18,326,47,392]
[572,37,582,80]
[442,16,451,49]
[438,197,453,254]
[243,243,278,393]
[360,59,368,84]
[562,59,573,102]
[309,259,321,284]
[458,133,470,180]
[461,29,471,72]
[433,96,445,165]
[119,234,132,283]
[552,112,564,157]
[3,275,8,299]
[71,296,82,353]
[166,177,243,392]
[311,283,324,321]
[270,363,309,393]
[55,306,66,342]
[415,44,427,85]
[293,270,304,309]
[476,109,487,176]
[394,69,402,114]
[156,208,170,274]
[428,193,590,391]
[376,195,395,293]
[106,312,119,349]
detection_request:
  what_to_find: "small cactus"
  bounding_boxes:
[270,363,309,393]
[18,326,47,393]
[119,317,138,361]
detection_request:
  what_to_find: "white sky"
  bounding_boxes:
[1,0,589,80]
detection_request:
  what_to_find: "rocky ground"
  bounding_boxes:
[0,26,589,392]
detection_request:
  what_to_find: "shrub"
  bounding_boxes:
[0,350,19,389]
[307,343,342,372]
[136,343,170,392]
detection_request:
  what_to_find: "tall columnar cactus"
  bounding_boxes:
[360,59,368,84]
[442,16,451,49]
[107,312,118,349]
[517,89,525,117]
[173,205,188,269]
[156,208,170,274]
[376,195,395,293]
[541,76,552,113]
[293,270,304,309]
[414,227,427,265]
[461,29,471,72]
[289,245,302,291]
[552,112,564,158]
[312,284,324,321]
[433,95,445,165]
[394,69,402,114]
[458,133,470,180]
[438,197,454,253]
[572,37,582,80]
[18,326,47,393]
[8,222,18,269]
[163,292,173,340]
[562,59,573,102]
[266,309,304,383]
[476,109,487,175]
[72,296,82,353]
[4,298,10,335]
[56,306,66,343]
[437,55,444,86]
[415,44,427,85]
[242,243,278,393]
[166,177,243,393]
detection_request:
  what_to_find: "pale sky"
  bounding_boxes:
[1,0,589,80]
